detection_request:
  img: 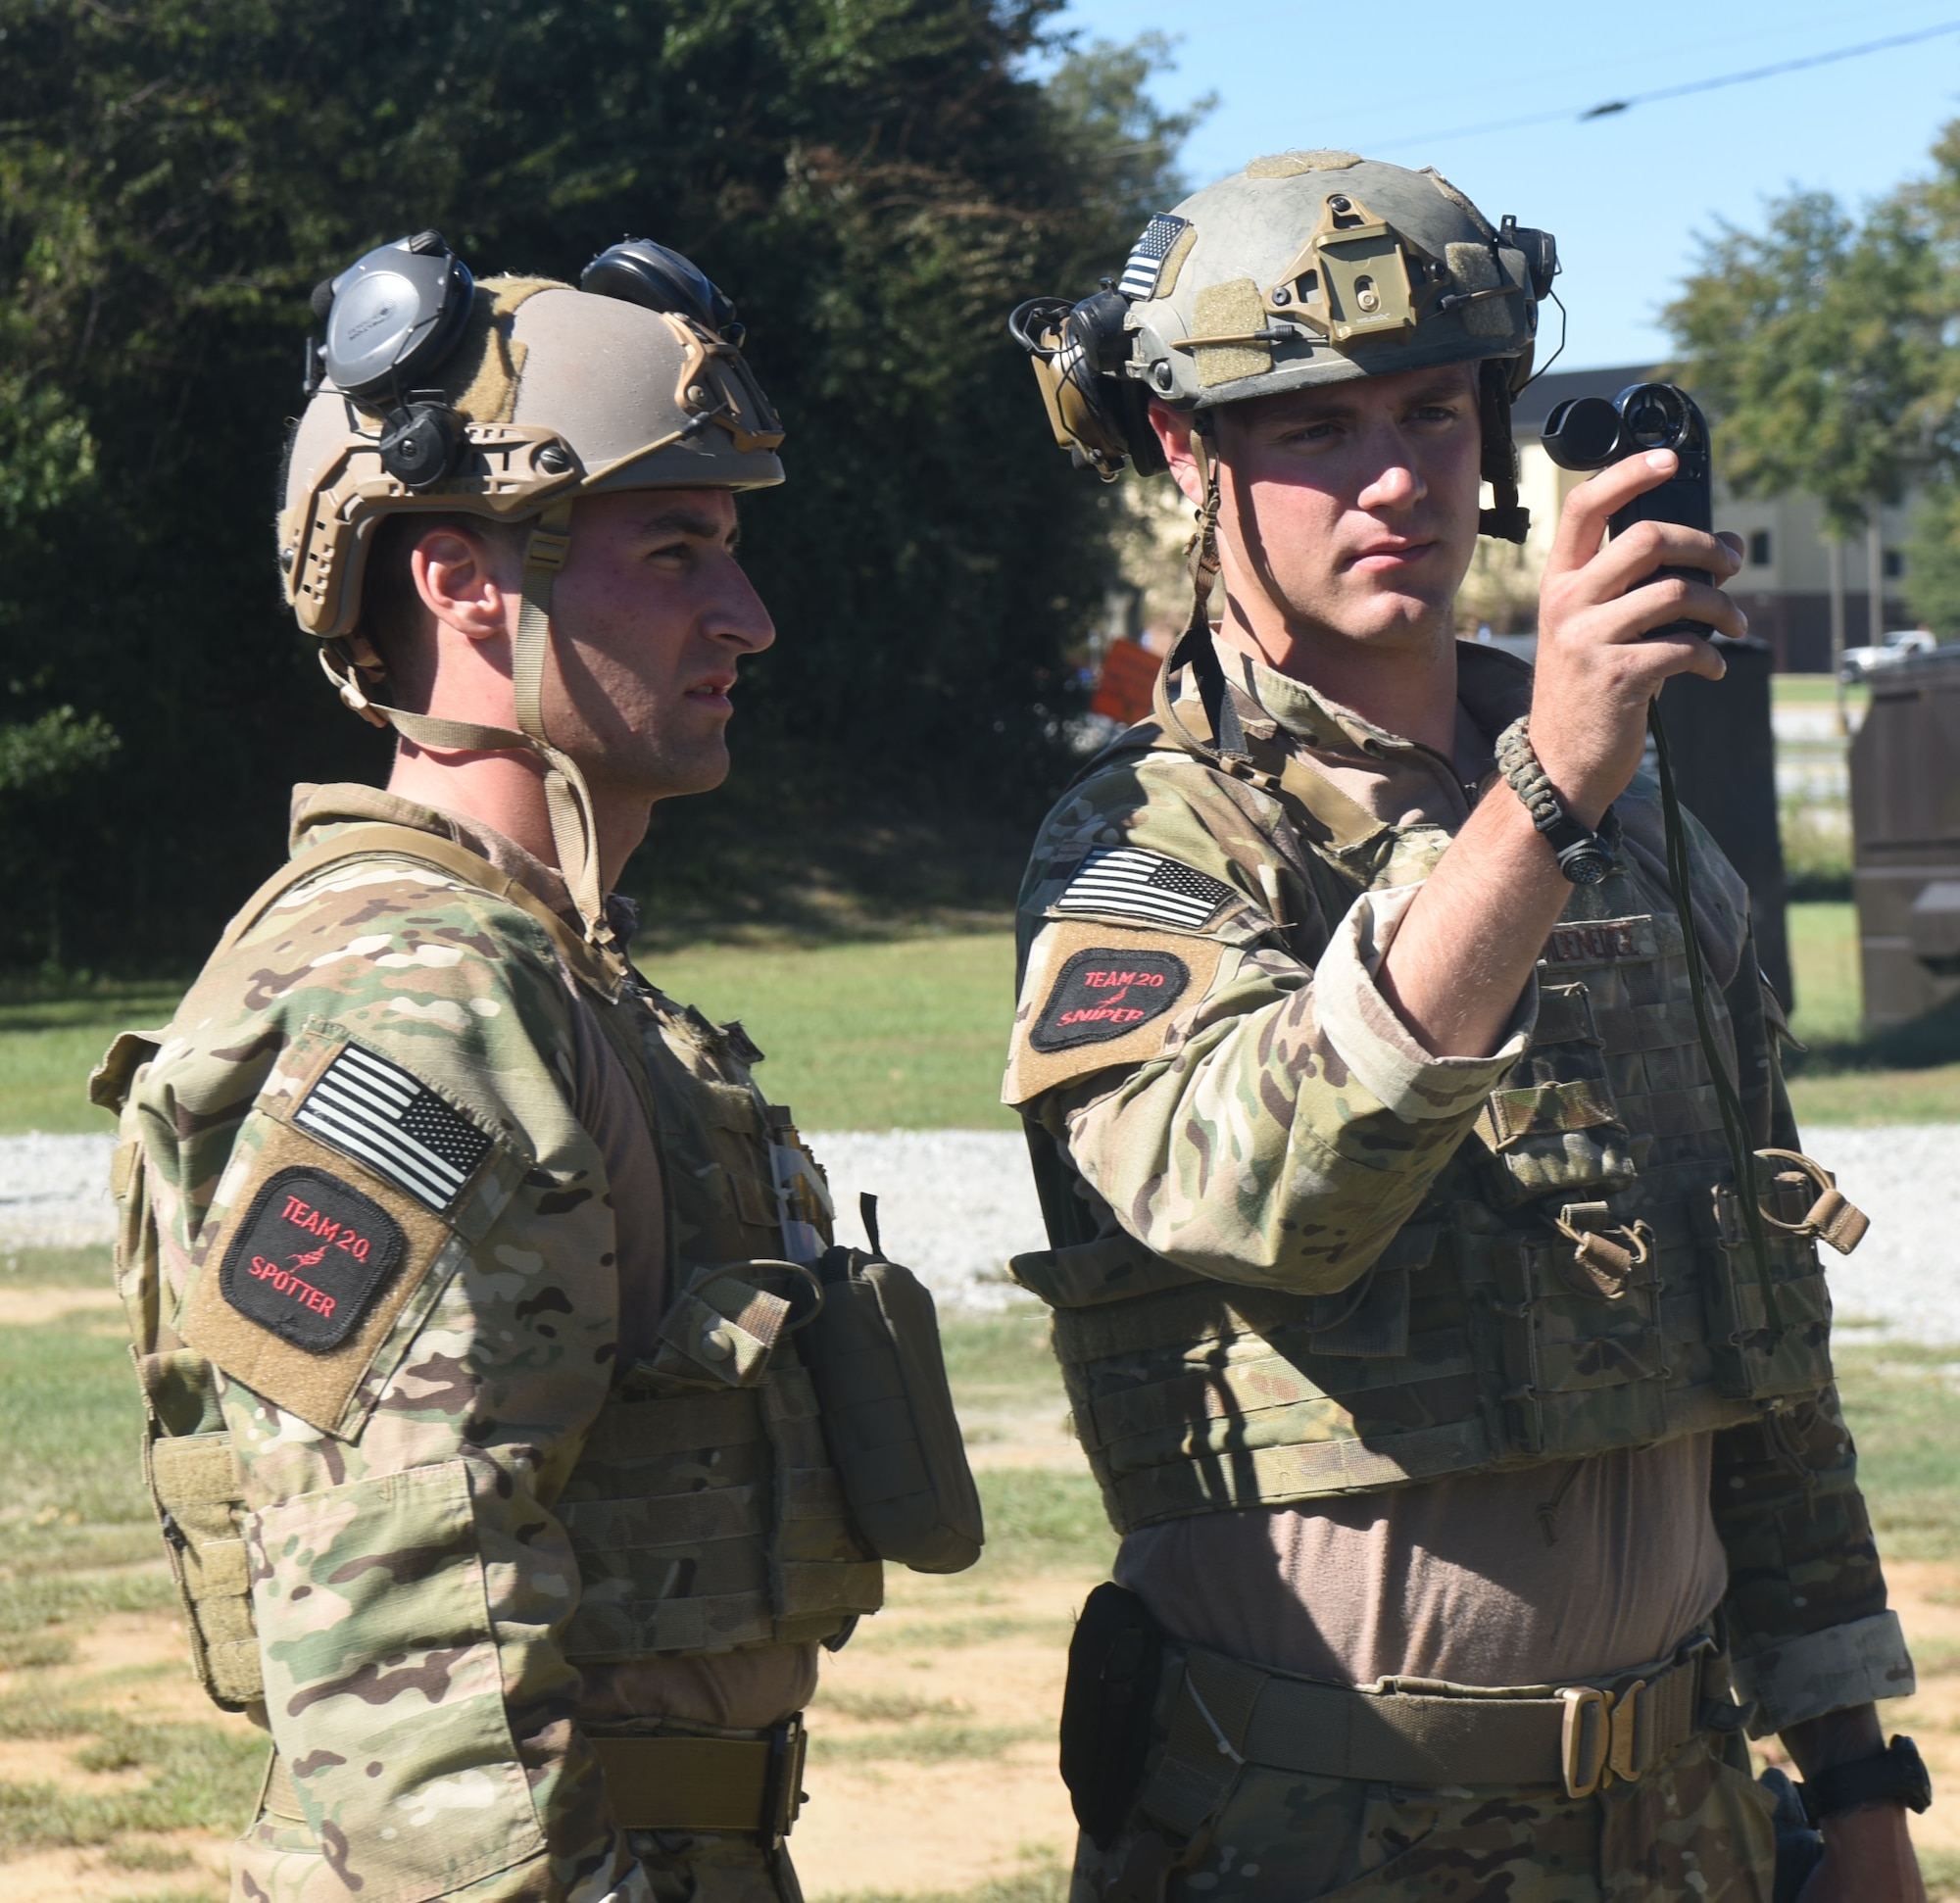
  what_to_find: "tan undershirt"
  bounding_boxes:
[1111,650,1731,1691]
[298,786,816,1729]
[1116,1441,1729,1687]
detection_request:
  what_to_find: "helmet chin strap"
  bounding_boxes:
[320,495,619,957]
[1183,420,1224,646]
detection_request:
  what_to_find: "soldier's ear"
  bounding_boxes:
[1152,401,1205,510]
[411,527,517,647]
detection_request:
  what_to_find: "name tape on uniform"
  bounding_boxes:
[1054,848,1235,933]
[219,1164,406,1353]
[1031,948,1191,1052]
[294,1043,493,1212]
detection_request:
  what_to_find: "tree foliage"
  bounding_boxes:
[1664,189,1945,537]
[0,0,1197,970]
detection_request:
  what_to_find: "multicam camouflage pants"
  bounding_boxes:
[1070,1732,1777,1903]
[628,1830,804,1903]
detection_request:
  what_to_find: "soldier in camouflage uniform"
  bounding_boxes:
[1004,157,1927,1899]
[94,235,979,1903]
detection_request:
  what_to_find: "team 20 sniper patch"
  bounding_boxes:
[219,1165,407,1352]
[1030,948,1191,1052]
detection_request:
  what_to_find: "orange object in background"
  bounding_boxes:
[1089,638,1160,726]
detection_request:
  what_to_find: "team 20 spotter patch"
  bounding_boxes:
[1031,948,1191,1052]
[218,1165,407,1353]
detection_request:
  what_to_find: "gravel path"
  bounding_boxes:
[5,1127,1953,1335]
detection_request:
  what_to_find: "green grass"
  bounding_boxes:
[2,1243,120,1289]
[1784,902,1960,1122]
[0,942,1023,1135]
[1834,1345,1960,1563]
[0,980,179,1135]
[642,932,1018,1130]
[0,1697,265,1856]
[1771,674,1871,713]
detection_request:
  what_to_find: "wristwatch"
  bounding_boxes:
[1799,1734,1933,1824]
[1493,717,1620,887]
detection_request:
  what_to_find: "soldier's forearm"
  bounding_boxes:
[1784,1702,1884,1779]
[1377,784,1570,1058]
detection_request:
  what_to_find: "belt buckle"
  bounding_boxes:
[761,1715,808,1842]
[1608,1678,1647,1786]
[1559,1685,1611,1800]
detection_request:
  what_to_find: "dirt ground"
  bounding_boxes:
[3,1297,1957,1900]
[11,1557,1960,1901]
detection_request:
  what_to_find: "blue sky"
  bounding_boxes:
[1047,0,1960,370]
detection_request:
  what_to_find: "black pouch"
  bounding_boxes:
[1060,1582,1164,1849]
[801,1197,984,1574]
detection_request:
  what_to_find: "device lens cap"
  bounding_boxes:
[1542,396,1622,470]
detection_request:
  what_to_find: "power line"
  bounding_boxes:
[1371,18,1960,152]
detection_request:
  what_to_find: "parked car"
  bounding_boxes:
[1841,629,1937,682]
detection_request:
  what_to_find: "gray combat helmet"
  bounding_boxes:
[1009,149,1556,542]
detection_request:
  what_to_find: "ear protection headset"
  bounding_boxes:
[307,231,751,490]
[1007,286,1167,481]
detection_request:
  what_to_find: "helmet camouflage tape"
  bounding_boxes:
[1010,151,1555,539]
[279,241,784,645]
[276,234,785,954]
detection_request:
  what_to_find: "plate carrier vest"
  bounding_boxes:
[1012,686,1857,1535]
[98,826,891,1712]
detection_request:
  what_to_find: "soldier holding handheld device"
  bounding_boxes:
[1006,152,1925,1900]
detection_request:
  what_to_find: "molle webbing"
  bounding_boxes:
[560,1357,881,1661]
[1016,854,1833,1534]
[145,1431,261,1708]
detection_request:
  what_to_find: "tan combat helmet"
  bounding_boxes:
[278,232,784,949]
[1009,151,1556,549]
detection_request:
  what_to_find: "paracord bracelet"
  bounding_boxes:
[1494,716,1621,887]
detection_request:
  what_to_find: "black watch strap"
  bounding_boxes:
[1800,1734,1933,1823]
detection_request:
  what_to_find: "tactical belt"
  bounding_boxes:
[265,1717,808,1839]
[1143,1636,1721,1834]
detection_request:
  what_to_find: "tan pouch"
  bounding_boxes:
[801,1200,984,1574]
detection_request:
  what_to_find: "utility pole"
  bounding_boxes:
[1867,512,1886,647]
[1828,533,1847,736]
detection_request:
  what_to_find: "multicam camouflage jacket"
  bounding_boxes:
[95,784,880,1903]
[1003,638,1910,1737]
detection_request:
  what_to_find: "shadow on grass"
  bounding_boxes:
[1786,993,1960,1077]
[624,791,1031,952]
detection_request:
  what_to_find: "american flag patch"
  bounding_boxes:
[1054,848,1235,931]
[1118,214,1189,301]
[295,1044,494,1213]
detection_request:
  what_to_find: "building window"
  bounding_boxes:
[1748,529,1773,567]
[1885,549,1904,578]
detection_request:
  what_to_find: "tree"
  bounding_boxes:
[0,0,1199,970]
[1664,190,1945,538]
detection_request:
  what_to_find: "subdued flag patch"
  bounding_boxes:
[1119,214,1190,301]
[295,1043,493,1212]
[1054,848,1234,932]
